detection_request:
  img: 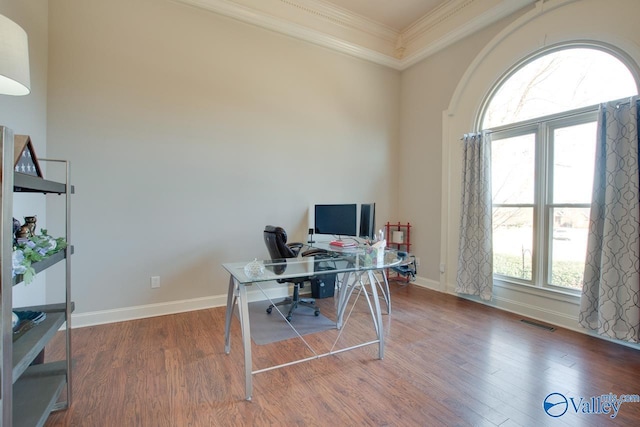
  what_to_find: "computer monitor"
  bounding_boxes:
[359,203,376,239]
[314,204,357,237]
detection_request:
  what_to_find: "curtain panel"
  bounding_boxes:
[579,96,640,344]
[456,132,493,301]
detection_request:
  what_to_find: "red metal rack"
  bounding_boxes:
[385,222,414,283]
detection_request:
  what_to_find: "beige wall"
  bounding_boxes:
[0,1,49,307]
[398,9,526,287]
[45,0,400,320]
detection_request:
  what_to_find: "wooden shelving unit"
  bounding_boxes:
[385,222,416,283]
[385,222,411,253]
[1,126,73,427]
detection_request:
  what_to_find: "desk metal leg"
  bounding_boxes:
[224,275,236,354]
[223,275,253,400]
[335,270,362,329]
[377,270,391,314]
[237,282,253,400]
[334,271,350,321]
[367,270,385,359]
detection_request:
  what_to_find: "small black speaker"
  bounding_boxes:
[311,268,336,299]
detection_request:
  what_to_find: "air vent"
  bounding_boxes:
[520,319,555,331]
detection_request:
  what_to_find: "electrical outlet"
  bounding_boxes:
[151,276,160,288]
[439,263,445,273]
[415,257,420,266]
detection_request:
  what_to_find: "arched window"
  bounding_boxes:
[481,45,638,291]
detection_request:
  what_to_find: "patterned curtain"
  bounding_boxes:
[579,96,640,344]
[456,132,493,301]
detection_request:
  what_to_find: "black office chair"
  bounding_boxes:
[263,225,326,321]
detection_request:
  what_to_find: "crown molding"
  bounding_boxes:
[174,0,403,67]
[401,0,537,69]
[280,0,398,42]
[172,0,536,70]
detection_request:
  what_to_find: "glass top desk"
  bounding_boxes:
[223,249,400,400]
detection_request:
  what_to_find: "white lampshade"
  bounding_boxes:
[0,14,30,96]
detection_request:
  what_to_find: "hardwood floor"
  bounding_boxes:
[44,284,640,426]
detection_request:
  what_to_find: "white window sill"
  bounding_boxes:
[493,277,581,305]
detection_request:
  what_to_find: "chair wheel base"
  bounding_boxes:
[265,294,321,321]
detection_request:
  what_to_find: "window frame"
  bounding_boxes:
[479,42,639,295]
[488,106,598,293]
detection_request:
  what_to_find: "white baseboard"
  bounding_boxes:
[71,285,292,328]
[412,276,442,292]
[69,276,446,328]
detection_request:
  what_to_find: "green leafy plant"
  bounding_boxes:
[12,229,67,284]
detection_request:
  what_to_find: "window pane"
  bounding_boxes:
[493,207,533,280]
[550,208,590,289]
[553,122,597,203]
[492,134,535,204]
[483,48,637,128]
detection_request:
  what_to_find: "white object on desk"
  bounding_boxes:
[243,258,264,279]
[371,239,386,264]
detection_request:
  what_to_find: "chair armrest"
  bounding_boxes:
[287,242,304,256]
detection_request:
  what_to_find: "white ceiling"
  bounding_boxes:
[175,0,537,69]
[322,0,446,31]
